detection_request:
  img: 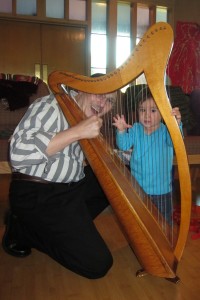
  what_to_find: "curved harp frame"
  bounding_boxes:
[48,22,191,279]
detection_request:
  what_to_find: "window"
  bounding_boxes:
[91,2,168,76]
[91,1,107,75]
[116,2,131,67]
[156,6,168,22]
[46,0,64,19]
[136,5,150,44]
[0,0,12,13]
[16,0,36,16]
[0,0,87,21]
[69,0,86,21]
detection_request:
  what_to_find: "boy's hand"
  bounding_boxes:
[113,114,132,132]
[172,107,181,125]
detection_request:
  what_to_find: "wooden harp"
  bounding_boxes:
[48,22,191,280]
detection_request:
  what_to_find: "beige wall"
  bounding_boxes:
[174,0,200,25]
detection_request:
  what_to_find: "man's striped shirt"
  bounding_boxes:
[10,94,85,183]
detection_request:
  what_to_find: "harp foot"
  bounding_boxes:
[165,276,180,284]
[136,269,148,278]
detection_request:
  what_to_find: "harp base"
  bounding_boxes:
[136,269,180,284]
[165,276,180,284]
[135,269,148,278]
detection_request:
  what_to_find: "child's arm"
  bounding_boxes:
[113,114,132,132]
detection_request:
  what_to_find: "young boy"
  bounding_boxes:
[113,87,182,224]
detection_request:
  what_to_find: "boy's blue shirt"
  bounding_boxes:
[116,122,183,195]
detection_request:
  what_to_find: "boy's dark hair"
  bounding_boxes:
[135,86,153,107]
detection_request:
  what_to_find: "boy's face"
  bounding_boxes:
[138,97,162,134]
[77,92,116,117]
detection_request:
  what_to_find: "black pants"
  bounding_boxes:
[9,166,113,279]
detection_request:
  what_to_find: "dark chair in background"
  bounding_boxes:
[0,74,50,172]
[188,89,200,136]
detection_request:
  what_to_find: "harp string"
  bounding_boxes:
[102,77,178,246]
[58,76,181,248]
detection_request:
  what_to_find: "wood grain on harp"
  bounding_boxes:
[48,22,191,280]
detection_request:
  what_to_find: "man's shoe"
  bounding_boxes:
[2,212,31,258]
